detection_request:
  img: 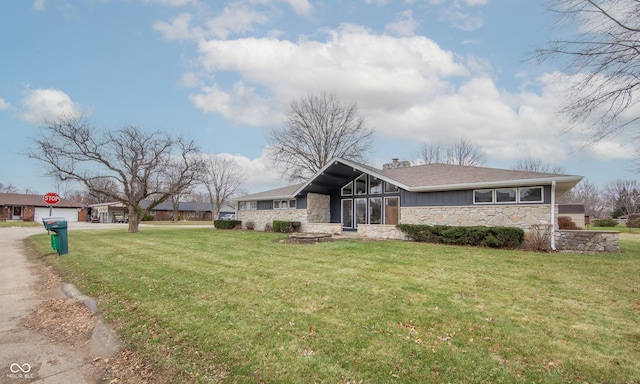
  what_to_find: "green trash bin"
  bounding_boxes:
[42,217,68,255]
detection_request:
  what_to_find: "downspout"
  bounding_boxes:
[550,180,556,251]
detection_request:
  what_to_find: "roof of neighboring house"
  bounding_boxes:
[0,193,83,208]
[237,157,583,201]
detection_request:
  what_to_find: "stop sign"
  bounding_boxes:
[43,192,61,206]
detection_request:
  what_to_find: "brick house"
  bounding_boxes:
[0,193,84,222]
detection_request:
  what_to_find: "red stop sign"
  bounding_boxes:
[43,192,61,205]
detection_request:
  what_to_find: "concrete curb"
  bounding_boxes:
[60,283,123,355]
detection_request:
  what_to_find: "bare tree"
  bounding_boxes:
[28,115,202,233]
[604,179,640,217]
[535,0,640,152]
[84,177,121,205]
[511,158,567,174]
[558,179,607,217]
[199,154,246,221]
[269,92,374,181]
[0,183,19,193]
[417,138,486,166]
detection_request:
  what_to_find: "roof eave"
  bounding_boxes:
[407,175,584,192]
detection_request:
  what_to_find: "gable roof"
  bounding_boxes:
[0,193,83,208]
[237,157,583,201]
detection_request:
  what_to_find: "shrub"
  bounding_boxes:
[627,218,640,228]
[526,224,552,252]
[142,214,155,221]
[214,220,242,229]
[593,218,618,227]
[272,220,301,233]
[264,223,273,232]
[558,216,580,230]
[396,224,524,249]
[272,220,281,233]
[245,221,255,231]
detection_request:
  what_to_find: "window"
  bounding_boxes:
[239,201,257,210]
[369,177,383,194]
[384,182,399,193]
[473,189,493,204]
[355,198,367,225]
[520,187,543,203]
[355,174,367,195]
[341,181,353,196]
[369,197,382,224]
[496,188,517,203]
[274,199,296,209]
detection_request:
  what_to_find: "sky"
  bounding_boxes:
[1,0,638,197]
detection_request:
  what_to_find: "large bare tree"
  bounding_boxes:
[269,92,374,181]
[558,178,607,217]
[604,178,640,217]
[417,138,486,166]
[536,0,640,155]
[199,154,246,221]
[29,116,202,232]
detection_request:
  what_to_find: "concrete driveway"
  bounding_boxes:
[0,222,126,384]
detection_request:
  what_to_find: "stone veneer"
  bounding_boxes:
[357,224,406,240]
[556,230,619,252]
[237,193,329,232]
[400,205,552,230]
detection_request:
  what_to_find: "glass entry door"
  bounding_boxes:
[342,199,353,229]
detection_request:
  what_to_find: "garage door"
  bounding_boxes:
[34,207,80,222]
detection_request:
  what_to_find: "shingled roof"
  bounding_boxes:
[237,158,583,201]
[0,193,83,208]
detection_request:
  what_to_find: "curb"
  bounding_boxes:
[60,283,123,355]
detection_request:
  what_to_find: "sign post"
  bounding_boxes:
[43,192,61,216]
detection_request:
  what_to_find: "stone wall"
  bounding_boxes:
[301,223,342,235]
[307,193,330,223]
[237,209,308,231]
[401,205,552,231]
[357,224,406,240]
[556,230,619,252]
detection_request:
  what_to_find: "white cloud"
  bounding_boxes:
[385,10,419,37]
[0,98,10,110]
[143,0,196,7]
[284,0,313,16]
[154,13,203,41]
[18,88,89,124]
[584,140,637,161]
[33,0,45,11]
[203,149,284,193]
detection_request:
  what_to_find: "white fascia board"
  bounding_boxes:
[407,175,584,193]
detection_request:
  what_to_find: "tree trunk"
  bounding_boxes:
[127,204,144,233]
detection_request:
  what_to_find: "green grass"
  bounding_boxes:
[28,229,640,383]
[0,221,41,227]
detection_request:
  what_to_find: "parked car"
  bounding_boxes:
[220,213,236,220]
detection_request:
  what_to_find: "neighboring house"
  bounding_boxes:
[89,200,216,222]
[0,193,83,222]
[558,204,585,229]
[236,157,583,241]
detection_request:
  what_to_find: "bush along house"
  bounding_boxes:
[236,158,618,252]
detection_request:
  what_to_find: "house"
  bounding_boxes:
[0,193,84,222]
[236,157,584,243]
[558,204,586,229]
[89,200,216,222]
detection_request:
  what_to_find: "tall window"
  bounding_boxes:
[369,177,383,194]
[355,174,367,195]
[369,197,382,224]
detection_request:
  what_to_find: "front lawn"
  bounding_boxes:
[29,229,640,383]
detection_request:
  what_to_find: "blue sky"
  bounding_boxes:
[1,0,637,196]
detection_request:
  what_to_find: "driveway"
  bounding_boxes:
[0,222,125,383]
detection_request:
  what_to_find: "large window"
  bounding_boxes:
[341,181,353,196]
[474,186,544,204]
[520,187,543,203]
[274,199,296,209]
[369,177,383,194]
[355,174,367,195]
[369,197,382,224]
[384,182,399,193]
[238,201,257,210]
[355,198,367,226]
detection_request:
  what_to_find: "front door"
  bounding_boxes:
[12,206,22,220]
[385,197,399,225]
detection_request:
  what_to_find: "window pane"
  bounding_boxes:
[342,199,353,228]
[355,198,367,225]
[496,188,516,203]
[342,181,353,196]
[273,200,280,209]
[369,177,383,194]
[384,182,399,193]
[355,174,367,195]
[474,189,493,204]
[289,200,296,209]
[369,198,382,224]
[520,187,543,202]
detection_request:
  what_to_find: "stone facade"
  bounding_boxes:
[556,230,619,252]
[307,193,330,223]
[301,223,342,235]
[400,205,552,231]
[357,224,407,240]
[237,208,308,231]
